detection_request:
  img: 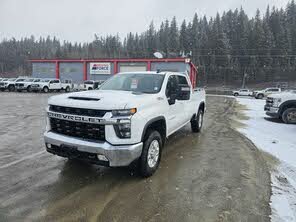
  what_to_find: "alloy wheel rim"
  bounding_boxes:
[147,140,160,168]
[287,111,296,122]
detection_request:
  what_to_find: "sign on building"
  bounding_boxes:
[90,63,111,75]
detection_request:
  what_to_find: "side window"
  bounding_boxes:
[166,75,178,100]
[49,80,54,84]
[53,80,59,83]
[176,76,190,100]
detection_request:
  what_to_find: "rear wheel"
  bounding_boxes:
[282,108,296,124]
[191,109,204,133]
[139,130,162,177]
[43,86,49,93]
[234,93,239,97]
[65,86,70,92]
[257,94,264,99]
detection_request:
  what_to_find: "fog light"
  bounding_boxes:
[97,154,108,162]
[46,143,52,149]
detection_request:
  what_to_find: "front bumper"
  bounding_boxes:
[44,131,143,167]
[264,105,280,118]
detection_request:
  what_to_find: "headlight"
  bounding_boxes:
[114,119,131,138]
[273,98,282,107]
[112,108,137,117]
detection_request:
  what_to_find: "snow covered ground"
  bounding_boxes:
[236,97,296,222]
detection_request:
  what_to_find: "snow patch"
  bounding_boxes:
[235,97,296,222]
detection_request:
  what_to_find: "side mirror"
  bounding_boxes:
[168,93,177,105]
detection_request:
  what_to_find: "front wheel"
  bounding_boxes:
[65,86,70,92]
[27,86,32,92]
[139,130,162,177]
[234,93,239,97]
[43,86,49,93]
[282,108,296,124]
[191,109,204,133]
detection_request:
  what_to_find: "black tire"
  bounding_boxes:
[43,86,49,93]
[257,94,264,99]
[65,86,70,92]
[282,108,296,124]
[234,93,239,97]
[139,130,162,177]
[8,85,15,92]
[27,86,32,92]
[191,109,204,133]
[88,87,93,90]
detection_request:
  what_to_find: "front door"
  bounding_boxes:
[165,75,182,135]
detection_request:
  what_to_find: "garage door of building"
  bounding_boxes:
[119,64,147,73]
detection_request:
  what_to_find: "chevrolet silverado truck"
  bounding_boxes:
[31,79,72,93]
[265,90,296,124]
[44,72,206,177]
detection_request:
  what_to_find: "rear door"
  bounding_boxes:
[50,80,60,89]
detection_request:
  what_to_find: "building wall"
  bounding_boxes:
[32,63,56,79]
[60,63,83,83]
[32,61,192,83]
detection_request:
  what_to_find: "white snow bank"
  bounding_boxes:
[236,97,296,222]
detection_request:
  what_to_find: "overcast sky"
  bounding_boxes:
[0,0,291,43]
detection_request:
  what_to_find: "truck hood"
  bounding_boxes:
[48,90,159,110]
[268,92,296,100]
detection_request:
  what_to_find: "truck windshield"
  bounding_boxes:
[100,73,165,94]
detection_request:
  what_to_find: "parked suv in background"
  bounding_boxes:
[233,89,253,96]
[253,88,281,99]
[265,90,296,124]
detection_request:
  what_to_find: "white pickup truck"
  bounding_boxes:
[0,78,18,91]
[83,80,104,90]
[233,89,253,97]
[265,90,296,124]
[31,79,72,93]
[15,78,41,92]
[44,72,206,177]
[253,88,281,99]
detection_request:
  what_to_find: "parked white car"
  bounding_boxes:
[253,88,281,99]
[44,72,206,177]
[233,89,253,96]
[31,79,72,93]
[265,90,296,124]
